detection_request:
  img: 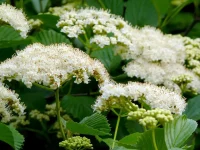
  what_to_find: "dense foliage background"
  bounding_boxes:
[1,0,200,150]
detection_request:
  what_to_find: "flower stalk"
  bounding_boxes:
[55,88,66,140]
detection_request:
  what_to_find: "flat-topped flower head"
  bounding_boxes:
[0,4,30,38]
[0,83,25,122]
[57,8,185,64]
[0,43,110,89]
[93,82,186,114]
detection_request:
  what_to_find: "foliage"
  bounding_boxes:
[0,0,200,150]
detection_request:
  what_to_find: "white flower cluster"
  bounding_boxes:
[57,8,200,93]
[0,4,30,38]
[0,43,109,89]
[93,82,186,114]
[0,83,25,123]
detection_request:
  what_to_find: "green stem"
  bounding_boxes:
[98,0,106,9]
[67,81,73,95]
[152,129,158,150]
[111,110,121,149]
[55,88,66,140]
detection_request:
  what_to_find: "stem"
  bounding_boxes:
[67,81,73,95]
[152,129,158,150]
[55,88,66,140]
[111,110,121,149]
[98,0,106,9]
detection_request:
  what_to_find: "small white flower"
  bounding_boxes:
[0,4,30,38]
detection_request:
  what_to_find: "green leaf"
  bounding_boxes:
[125,0,159,26]
[32,29,71,45]
[85,0,101,8]
[151,0,170,24]
[119,133,142,146]
[161,0,193,27]
[184,95,200,120]
[103,0,124,16]
[66,113,111,136]
[0,26,30,48]
[90,47,121,73]
[113,146,136,150]
[0,123,24,150]
[34,14,59,30]
[61,95,95,120]
[125,120,144,134]
[164,116,197,149]
[31,0,49,13]
[137,128,167,150]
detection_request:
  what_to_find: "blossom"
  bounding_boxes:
[0,43,110,89]
[0,83,25,123]
[0,4,30,38]
[93,82,186,114]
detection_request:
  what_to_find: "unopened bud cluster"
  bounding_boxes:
[59,136,93,150]
[128,108,173,129]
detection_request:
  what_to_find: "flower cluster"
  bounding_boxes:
[128,108,173,129]
[0,4,30,38]
[184,37,200,76]
[93,82,186,114]
[59,136,93,150]
[0,43,110,89]
[0,83,25,123]
[57,8,200,93]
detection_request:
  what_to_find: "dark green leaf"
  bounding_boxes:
[113,146,136,150]
[184,95,200,120]
[164,116,197,149]
[137,128,167,150]
[61,95,95,120]
[32,29,71,45]
[0,26,30,48]
[125,120,144,134]
[125,0,159,26]
[103,0,124,16]
[0,123,24,150]
[90,47,121,73]
[34,14,59,30]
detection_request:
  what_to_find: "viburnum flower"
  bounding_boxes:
[0,43,110,89]
[0,4,30,38]
[93,82,186,114]
[56,8,200,94]
[0,83,25,123]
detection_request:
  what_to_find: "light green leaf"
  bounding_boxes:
[90,47,121,73]
[113,146,136,150]
[32,29,71,45]
[183,95,200,120]
[0,123,24,150]
[119,133,142,146]
[125,0,159,26]
[61,95,95,120]
[164,116,197,149]
[137,128,167,150]
[31,0,49,13]
[66,113,111,136]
